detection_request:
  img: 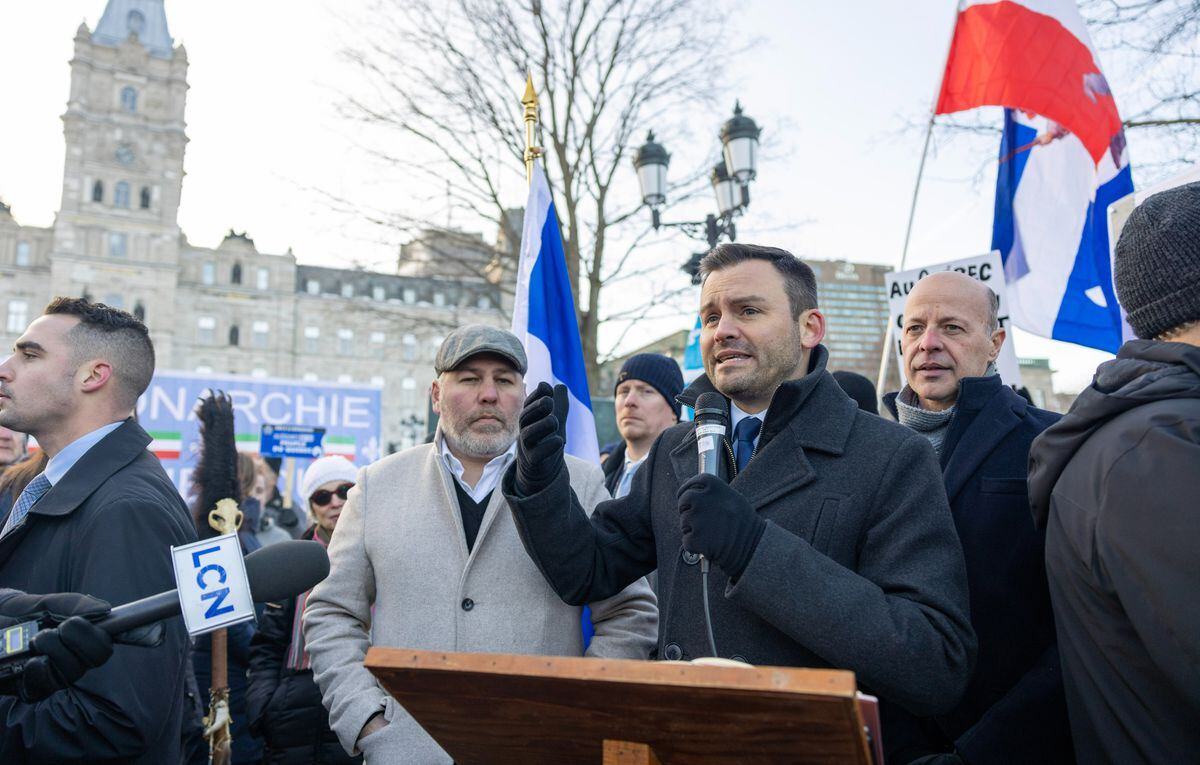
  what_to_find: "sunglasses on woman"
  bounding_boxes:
[310,483,354,506]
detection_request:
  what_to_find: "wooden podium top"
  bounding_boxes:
[365,648,871,764]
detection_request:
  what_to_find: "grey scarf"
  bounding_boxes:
[895,362,998,457]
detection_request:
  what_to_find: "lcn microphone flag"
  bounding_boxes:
[511,159,600,464]
[936,0,1134,352]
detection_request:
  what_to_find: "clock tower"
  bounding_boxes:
[52,0,186,358]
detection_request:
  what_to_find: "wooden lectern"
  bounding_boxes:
[365,647,873,764]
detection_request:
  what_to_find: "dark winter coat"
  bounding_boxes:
[0,418,196,764]
[503,346,976,725]
[193,620,263,764]
[246,527,359,765]
[1028,339,1200,764]
[884,376,1072,764]
[601,440,627,495]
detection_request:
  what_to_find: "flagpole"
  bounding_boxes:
[876,1,962,398]
[522,72,540,186]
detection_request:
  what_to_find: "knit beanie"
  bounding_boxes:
[1115,181,1200,339]
[300,455,359,502]
[614,353,684,416]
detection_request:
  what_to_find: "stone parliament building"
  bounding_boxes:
[0,0,505,451]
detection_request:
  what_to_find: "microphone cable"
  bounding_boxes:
[700,558,719,658]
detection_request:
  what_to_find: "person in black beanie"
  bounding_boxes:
[603,354,684,497]
[831,370,879,415]
[1029,180,1200,764]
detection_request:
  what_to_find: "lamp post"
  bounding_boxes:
[633,102,761,282]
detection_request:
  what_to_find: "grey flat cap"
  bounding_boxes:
[435,324,528,375]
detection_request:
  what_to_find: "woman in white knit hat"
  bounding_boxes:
[246,455,362,765]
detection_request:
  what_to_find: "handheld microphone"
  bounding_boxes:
[98,539,330,634]
[692,391,729,658]
[693,392,730,480]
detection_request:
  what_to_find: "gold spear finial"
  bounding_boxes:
[522,72,541,185]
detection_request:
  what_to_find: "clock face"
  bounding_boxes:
[116,144,135,166]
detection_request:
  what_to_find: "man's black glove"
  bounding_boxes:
[0,592,114,703]
[514,382,567,497]
[677,473,767,581]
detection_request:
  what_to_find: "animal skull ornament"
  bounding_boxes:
[207,498,243,536]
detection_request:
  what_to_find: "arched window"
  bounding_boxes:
[120,86,138,113]
[229,325,240,346]
[231,263,243,285]
[114,181,130,209]
[139,186,151,209]
[133,302,146,322]
[92,180,104,203]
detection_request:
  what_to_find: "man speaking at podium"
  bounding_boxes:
[503,244,976,749]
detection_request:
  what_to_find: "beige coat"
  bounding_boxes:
[303,440,658,763]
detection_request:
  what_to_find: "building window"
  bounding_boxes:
[402,333,417,361]
[403,287,416,304]
[337,328,354,355]
[231,263,243,285]
[6,300,28,333]
[197,316,216,345]
[252,368,268,379]
[14,241,30,267]
[370,331,385,345]
[228,325,239,346]
[120,86,138,113]
[477,294,492,310]
[401,377,417,406]
[304,326,320,353]
[433,292,446,307]
[139,186,151,209]
[114,181,130,209]
[133,301,145,322]
[103,294,124,309]
[252,320,269,348]
[92,180,104,203]
[370,375,385,388]
[372,285,385,301]
[256,267,269,291]
[108,232,128,258]
[195,365,213,375]
[337,374,353,384]
[340,283,354,298]
[306,279,320,295]
[302,372,318,382]
[202,261,215,285]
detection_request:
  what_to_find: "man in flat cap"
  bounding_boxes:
[303,324,657,764]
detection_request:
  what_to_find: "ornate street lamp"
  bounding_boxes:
[634,103,762,281]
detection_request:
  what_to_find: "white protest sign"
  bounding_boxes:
[171,534,255,636]
[885,251,1022,387]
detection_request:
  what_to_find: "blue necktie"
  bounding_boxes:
[733,417,762,473]
[1,473,51,538]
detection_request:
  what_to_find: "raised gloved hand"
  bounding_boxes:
[0,592,114,703]
[677,473,766,581]
[514,382,567,497]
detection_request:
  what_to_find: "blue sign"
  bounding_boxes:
[135,371,382,498]
[260,425,326,458]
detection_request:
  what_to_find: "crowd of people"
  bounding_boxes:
[0,181,1197,764]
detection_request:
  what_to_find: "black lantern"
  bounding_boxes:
[633,131,670,208]
[719,101,761,184]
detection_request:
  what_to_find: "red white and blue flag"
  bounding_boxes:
[936,0,1134,352]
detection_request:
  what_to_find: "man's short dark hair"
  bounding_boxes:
[697,243,818,319]
[44,297,155,409]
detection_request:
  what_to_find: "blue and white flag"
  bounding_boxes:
[992,108,1135,352]
[511,160,600,464]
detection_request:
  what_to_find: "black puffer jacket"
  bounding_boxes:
[246,528,360,765]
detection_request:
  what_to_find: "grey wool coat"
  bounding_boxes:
[303,437,658,764]
[503,346,976,727]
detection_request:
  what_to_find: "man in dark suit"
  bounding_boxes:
[503,243,976,750]
[0,297,196,764]
[884,271,1070,764]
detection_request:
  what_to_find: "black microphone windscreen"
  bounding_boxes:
[244,540,330,603]
[694,392,728,425]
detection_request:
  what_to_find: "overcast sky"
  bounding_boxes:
[1,0,1156,392]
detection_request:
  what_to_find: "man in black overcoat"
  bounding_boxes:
[502,243,977,751]
[884,271,1070,764]
[0,297,196,764]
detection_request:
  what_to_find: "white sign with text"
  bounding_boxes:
[885,252,1022,387]
[171,534,255,637]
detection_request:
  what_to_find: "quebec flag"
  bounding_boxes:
[936,0,1135,352]
[511,160,600,464]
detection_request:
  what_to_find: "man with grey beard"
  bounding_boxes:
[303,325,657,764]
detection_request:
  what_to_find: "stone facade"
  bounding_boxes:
[0,2,505,452]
